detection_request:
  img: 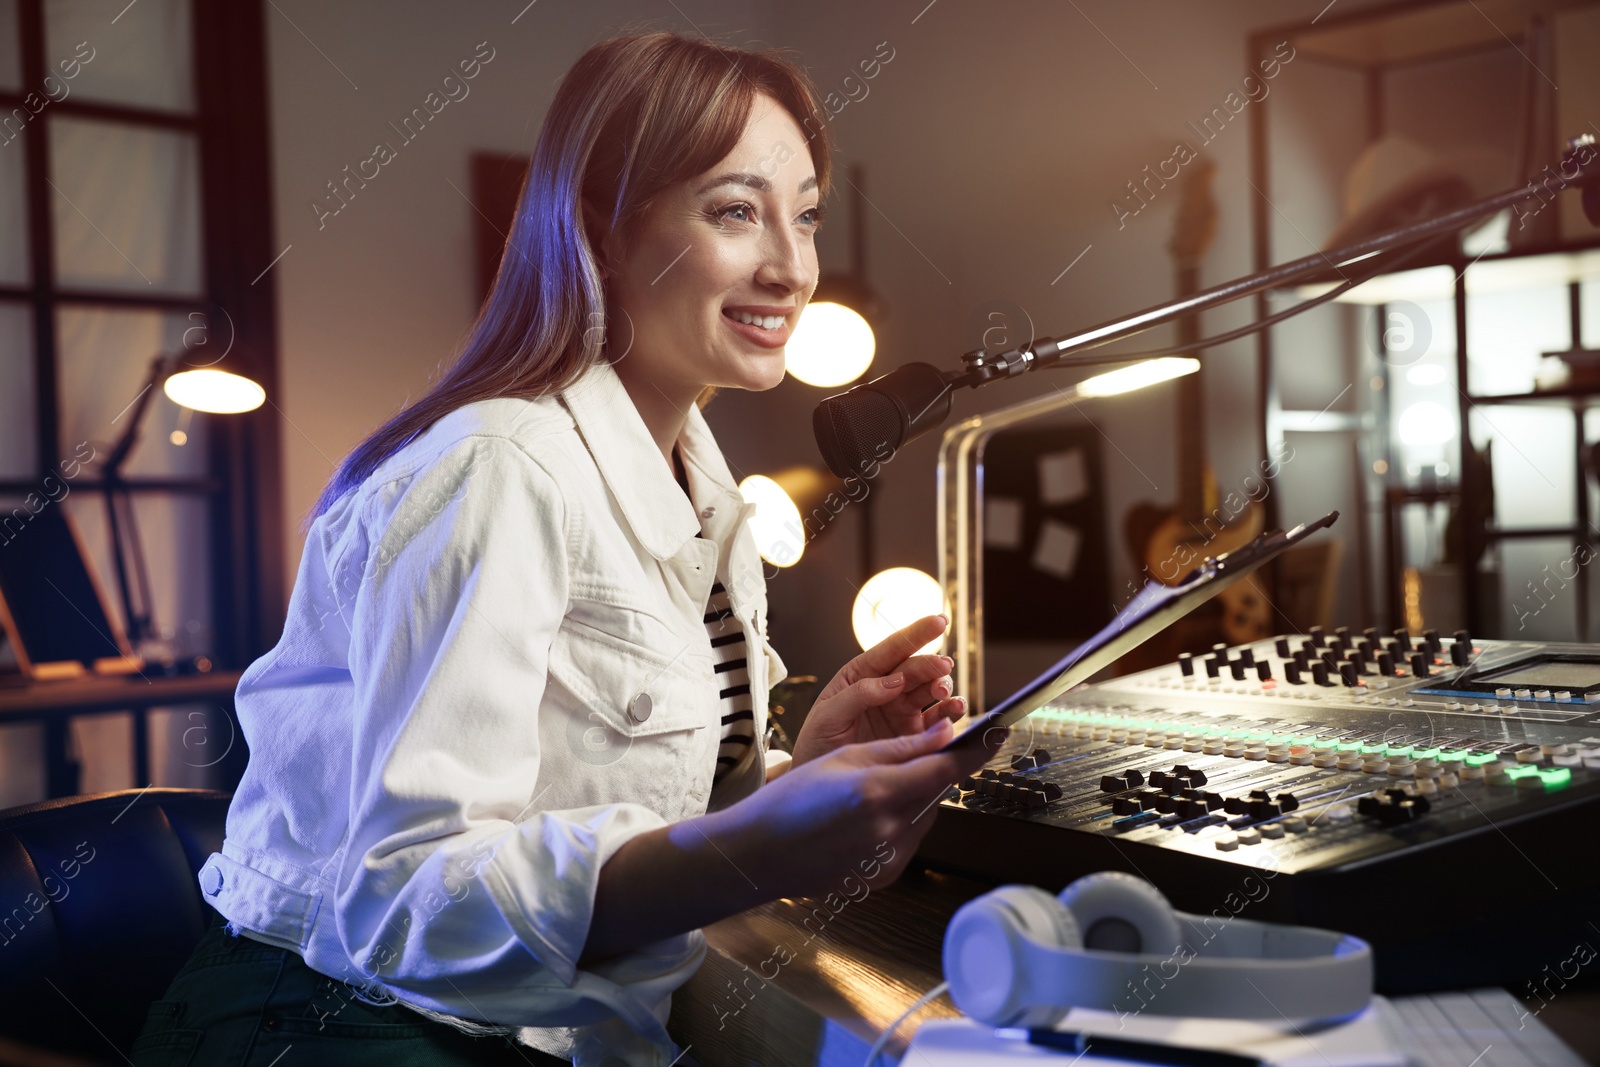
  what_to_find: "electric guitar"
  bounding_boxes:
[1121,159,1270,650]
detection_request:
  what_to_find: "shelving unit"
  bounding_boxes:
[1246,0,1600,639]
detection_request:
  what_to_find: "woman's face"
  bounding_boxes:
[601,92,821,399]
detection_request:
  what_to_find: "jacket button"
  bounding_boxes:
[628,693,653,723]
[701,506,716,518]
[262,1015,280,1032]
[200,864,224,896]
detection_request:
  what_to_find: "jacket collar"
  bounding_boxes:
[560,359,745,561]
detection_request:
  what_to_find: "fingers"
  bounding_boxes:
[838,654,950,722]
[854,716,956,766]
[917,696,966,732]
[857,717,1003,799]
[850,615,948,680]
[888,671,955,717]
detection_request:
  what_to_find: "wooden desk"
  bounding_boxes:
[669,869,1600,1066]
[0,670,243,797]
[669,868,985,1065]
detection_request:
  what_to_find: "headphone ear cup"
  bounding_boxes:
[944,885,1082,1029]
[1057,871,1183,955]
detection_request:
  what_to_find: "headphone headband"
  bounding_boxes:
[1019,916,1371,1020]
[944,874,1374,1028]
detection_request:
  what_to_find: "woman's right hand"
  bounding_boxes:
[583,717,1003,964]
[711,717,1004,901]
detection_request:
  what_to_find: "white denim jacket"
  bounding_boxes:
[197,358,786,1065]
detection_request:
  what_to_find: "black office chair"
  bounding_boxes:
[0,788,230,1063]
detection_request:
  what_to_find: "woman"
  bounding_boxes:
[133,31,995,1067]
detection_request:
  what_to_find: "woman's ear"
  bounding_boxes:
[581,201,617,280]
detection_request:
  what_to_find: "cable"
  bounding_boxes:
[862,980,949,1067]
[1041,234,1450,367]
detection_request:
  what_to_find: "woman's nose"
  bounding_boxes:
[757,226,810,294]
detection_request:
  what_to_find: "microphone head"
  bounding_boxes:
[812,387,903,479]
[812,363,955,479]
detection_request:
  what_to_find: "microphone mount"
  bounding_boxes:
[945,132,1600,392]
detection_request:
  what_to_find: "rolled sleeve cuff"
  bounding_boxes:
[481,801,668,984]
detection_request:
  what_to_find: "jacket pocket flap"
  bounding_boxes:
[549,617,714,738]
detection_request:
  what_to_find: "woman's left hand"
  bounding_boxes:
[791,615,966,767]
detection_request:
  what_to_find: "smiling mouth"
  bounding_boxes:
[722,309,788,331]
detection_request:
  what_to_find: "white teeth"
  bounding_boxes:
[727,310,784,330]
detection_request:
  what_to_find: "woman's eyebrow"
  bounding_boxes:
[695,172,819,195]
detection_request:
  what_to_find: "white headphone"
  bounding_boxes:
[943,872,1373,1028]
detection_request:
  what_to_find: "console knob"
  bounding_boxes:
[1423,628,1442,653]
[1205,656,1221,678]
[1178,652,1195,677]
[1284,661,1303,685]
[1339,662,1358,687]
[1454,628,1471,648]
[1411,652,1431,678]
[1377,651,1396,676]
[1275,637,1292,658]
[1256,660,1273,682]
[1230,659,1248,680]
[1309,625,1326,647]
[1311,661,1330,686]
[1393,628,1412,652]
[1238,648,1255,666]
[1450,641,1471,667]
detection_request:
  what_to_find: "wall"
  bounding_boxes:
[264,0,1405,701]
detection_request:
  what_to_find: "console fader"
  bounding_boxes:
[916,628,1600,991]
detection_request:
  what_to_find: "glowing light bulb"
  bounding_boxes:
[163,368,265,414]
[738,474,806,567]
[786,302,875,387]
[852,567,944,653]
[1077,357,1200,398]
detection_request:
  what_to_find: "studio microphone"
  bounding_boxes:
[812,362,963,478]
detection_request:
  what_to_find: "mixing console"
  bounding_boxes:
[917,629,1600,991]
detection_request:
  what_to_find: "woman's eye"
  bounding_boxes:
[799,206,825,229]
[716,202,756,224]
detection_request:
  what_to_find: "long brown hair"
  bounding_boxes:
[311,32,832,519]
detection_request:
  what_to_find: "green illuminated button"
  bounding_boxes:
[1438,749,1467,762]
[1384,745,1415,758]
[1361,744,1387,755]
[1226,730,1251,740]
[1269,733,1298,743]
[1247,731,1274,741]
[1336,741,1364,751]
[1411,747,1441,760]
[1465,752,1499,766]
[1538,767,1573,790]
[1505,765,1540,782]
[1312,738,1341,749]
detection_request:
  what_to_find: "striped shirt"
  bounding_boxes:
[672,449,757,784]
[705,576,756,783]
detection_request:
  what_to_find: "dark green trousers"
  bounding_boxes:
[130,907,569,1066]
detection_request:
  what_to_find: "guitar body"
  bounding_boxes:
[1141,502,1269,643]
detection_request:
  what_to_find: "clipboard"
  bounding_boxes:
[944,511,1339,754]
